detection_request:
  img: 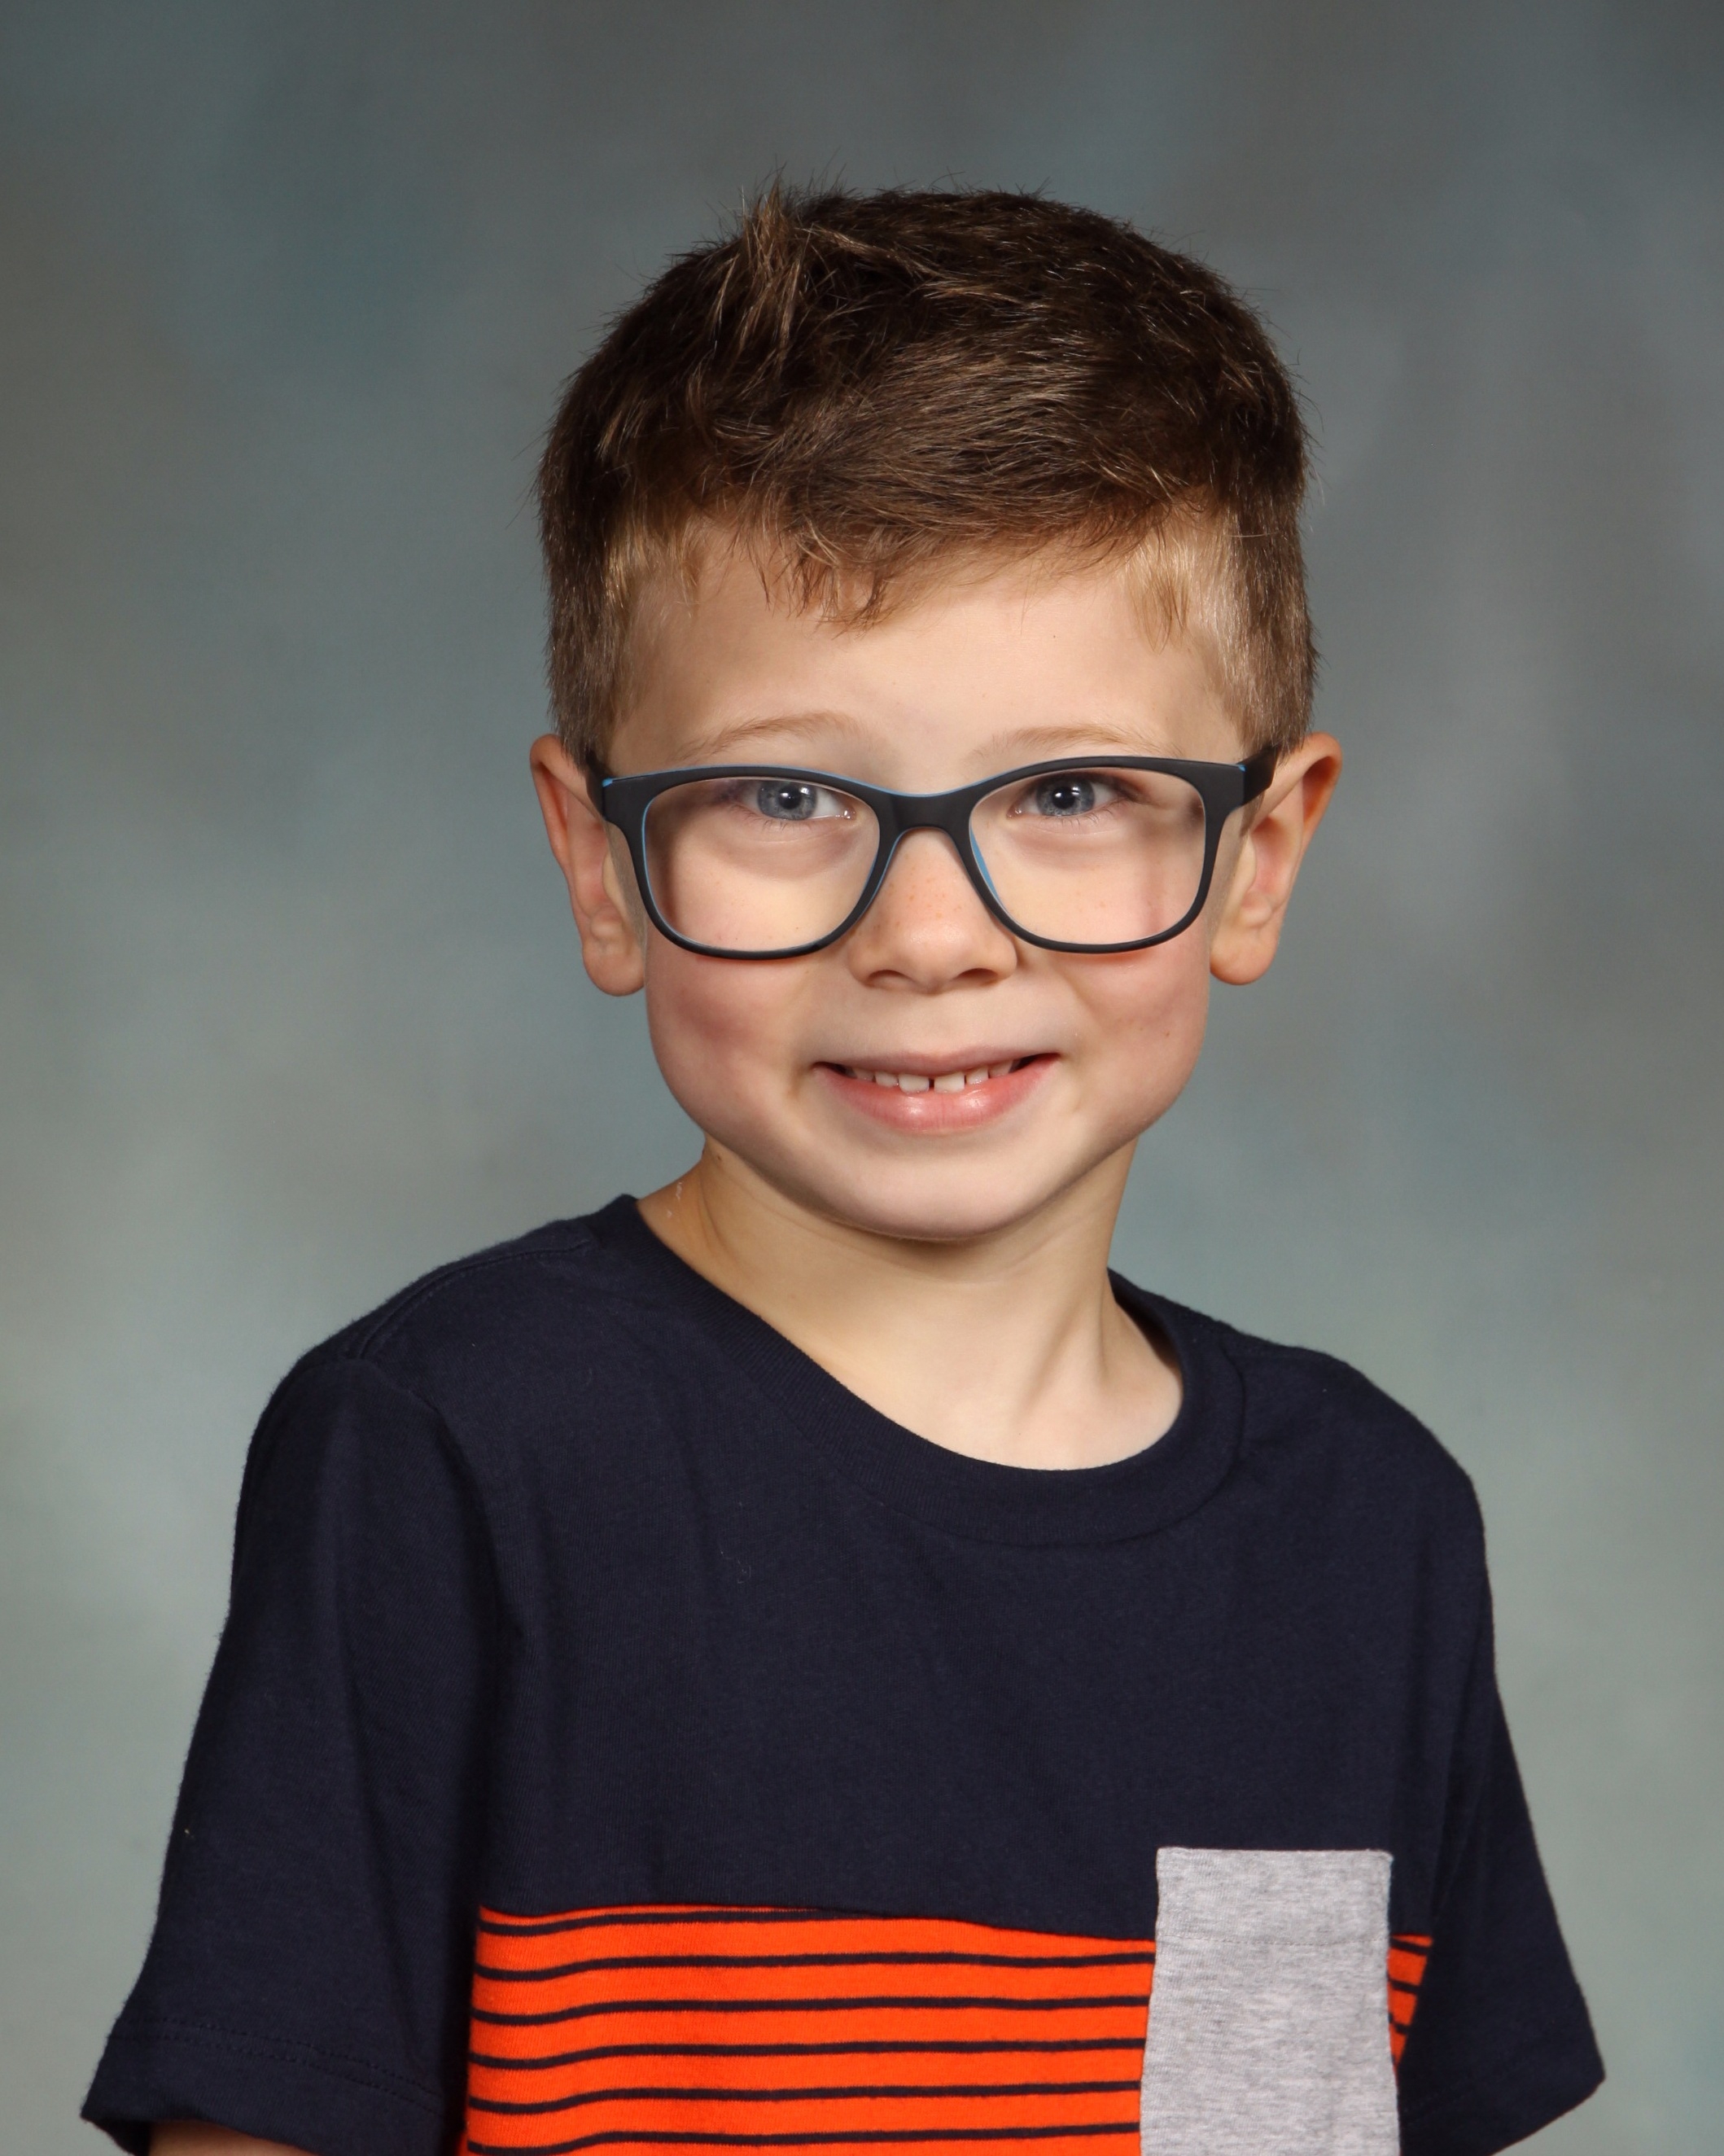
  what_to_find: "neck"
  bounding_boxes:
[638,1145,1180,1470]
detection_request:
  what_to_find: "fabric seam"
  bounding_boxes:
[597,1268,1238,1551]
[1398,2014,1600,2132]
[351,1231,596,1361]
[103,2018,444,2113]
[724,1352,1218,1551]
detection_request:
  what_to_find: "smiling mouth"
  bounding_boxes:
[832,1057,1039,1094]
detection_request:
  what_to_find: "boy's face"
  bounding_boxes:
[534,545,1337,1246]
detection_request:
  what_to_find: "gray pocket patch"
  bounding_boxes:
[1140,1847,1398,2155]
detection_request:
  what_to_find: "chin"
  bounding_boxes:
[795,1162,1088,1247]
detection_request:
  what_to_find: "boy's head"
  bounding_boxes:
[538,183,1315,773]
[530,186,1339,1247]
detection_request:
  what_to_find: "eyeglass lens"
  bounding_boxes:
[641,768,1210,954]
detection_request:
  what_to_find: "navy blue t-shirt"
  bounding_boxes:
[85,1199,1600,2156]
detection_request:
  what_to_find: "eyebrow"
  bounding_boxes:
[671,710,877,762]
[670,712,1178,768]
[972,721,1177,760]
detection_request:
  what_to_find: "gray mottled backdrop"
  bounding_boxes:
[2,4,1720,2149]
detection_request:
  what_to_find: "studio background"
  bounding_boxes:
[2,4,1720,2149]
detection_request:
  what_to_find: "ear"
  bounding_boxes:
[1207,732,1342,985]
[529,734,647,997]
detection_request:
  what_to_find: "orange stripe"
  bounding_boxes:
[479,1914,1148,1972]
[466,2130,1139,2156]
[465,1908,1150,2156]
[470,2090,1140,2132]
[468,2058,1142,2109]
[473,1970,1149,2018]
[467,2130,1146,2147]
[471,2005,1153,2053]
[1386,1932,1431,2065]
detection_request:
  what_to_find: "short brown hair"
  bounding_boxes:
[538,184,1313,768]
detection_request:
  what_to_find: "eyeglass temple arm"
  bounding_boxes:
[1240,745,1279,802]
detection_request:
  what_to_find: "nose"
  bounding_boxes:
[844,827,1020,989]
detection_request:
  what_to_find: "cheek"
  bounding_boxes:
[641,946,803,1115]
[1073,942,1213,1107]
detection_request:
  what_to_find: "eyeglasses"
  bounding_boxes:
[599,748,1277,959]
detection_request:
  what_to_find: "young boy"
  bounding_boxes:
[86,187,1602,2156]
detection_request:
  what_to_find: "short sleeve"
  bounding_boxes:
[83,1354,497,2156]
[1397,1574,1604,2155]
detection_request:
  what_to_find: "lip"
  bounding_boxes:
[816,1054,1055,1132]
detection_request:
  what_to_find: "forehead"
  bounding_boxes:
[610,541,1243,787]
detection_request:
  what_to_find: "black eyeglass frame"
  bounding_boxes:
[598,747,1279,960]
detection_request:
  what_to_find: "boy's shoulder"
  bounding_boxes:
[264,1203,1481,1567]
[1208,1295,1474,1481]
[1127,1278,1486,1559]
[324,1200,648,1366]
[237,1203,653,1485]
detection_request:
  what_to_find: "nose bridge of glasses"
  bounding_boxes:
[869,804,993,918]
[873,781,981,840]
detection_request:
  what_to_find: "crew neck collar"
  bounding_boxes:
[587,1197,1242,1549]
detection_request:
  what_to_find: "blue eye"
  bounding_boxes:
[755,782,819,821]
[751,781,853,822]
[1030,777,1099,817]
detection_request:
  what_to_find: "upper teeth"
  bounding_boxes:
[848,1063,1017,1093]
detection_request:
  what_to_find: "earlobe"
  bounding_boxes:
[528,734,648,997]
[1208,733,1341,986]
